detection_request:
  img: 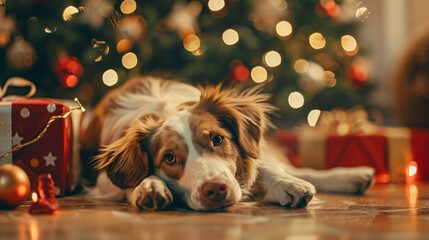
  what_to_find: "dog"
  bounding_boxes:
[80,76,374,211]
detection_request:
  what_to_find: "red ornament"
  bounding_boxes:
[0,164,31,209]
[55,56,83,88]
[29,173,59,214]
[316,0,340,18]
[232,65,250,82]
[348,64,369,86]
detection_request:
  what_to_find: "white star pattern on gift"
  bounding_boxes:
[43,152,57,166]
[12,132,23,147]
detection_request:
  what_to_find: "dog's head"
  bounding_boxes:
[95,85,274,210]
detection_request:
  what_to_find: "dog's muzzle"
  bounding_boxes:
[198,178,235,209]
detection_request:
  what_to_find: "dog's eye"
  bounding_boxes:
[163,152,176,165]
[212,135,224,147]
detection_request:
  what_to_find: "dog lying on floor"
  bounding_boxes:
[80,76,374,211]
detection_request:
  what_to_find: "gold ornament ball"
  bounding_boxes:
[117,16,147,42]
[0,164,31,210]
[6,37,37,70]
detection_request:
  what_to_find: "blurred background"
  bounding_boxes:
[1,0,429,128]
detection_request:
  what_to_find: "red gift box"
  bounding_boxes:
[275,128,429,183]
[0,98,80,196]
[410,129,429,181]
[326,133,389,182]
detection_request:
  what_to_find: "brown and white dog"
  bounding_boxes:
[80,76,374,211]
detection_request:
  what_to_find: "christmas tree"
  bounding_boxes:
[0,0,372,126]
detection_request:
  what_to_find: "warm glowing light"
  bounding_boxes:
[288,92,304,109]
[44,27,57,33]
[376,174,390,184]
[309,32,326,49]
[356,3,371,22]
[116,39,133,53]
[269,0,287,11]
[103,69,119,86]
[183,34,201,52]
[307,109,321,127]
[276,21,293,37]
[191,47,205,56]
[0,32,10,47]
[408,161,418,177]
[32,192,38,202]
[307,62,325,82]
[341,35,357,52]
[122,52,138,69]
[120,0,137,14]
[233,65,250,82]
[264,51,282,68]
[407,184,418,208]
[324,70,336,87]
[251,66,268,83]
[294,59,309,73]
[63,6,79,21]
[65,75,78,87]
[351,64,368,83]
[320,0,340,17]
[337,122,350,136]
[208,0,225,11]
[30,220,40,240]
[222,29,239,45]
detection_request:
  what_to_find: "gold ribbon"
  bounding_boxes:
[0,77,36,100]
[0,77,86,161]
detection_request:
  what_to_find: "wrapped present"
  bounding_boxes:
[0,78,83,196]
[410,129,429,181]
[274,108,429,183]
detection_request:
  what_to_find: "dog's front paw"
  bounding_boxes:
[131,176,173,211]
[342,166,375,194]
[262,179,316,208]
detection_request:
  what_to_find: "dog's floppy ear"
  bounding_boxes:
[94,115,161,189]
[194,85,275,159]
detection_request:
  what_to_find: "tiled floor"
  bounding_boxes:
[1,183,429,240]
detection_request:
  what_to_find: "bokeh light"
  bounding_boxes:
[270,0,288,11]
[63,6,79,21]
[222,29,239,45]
[341,35,357,52]
[356,2,371,22]
[276,21,293,37]
[183,34,201,52]
[407,161,418,177]
[122,52,138,69]
[208,0,225,12]
[44,26,57,33]
[120,0,137,14]
[116,39,133,53]
[102,69,118,86]
[307,109,321,127]
[264,50,282,67]
[350,64,368,83]
[288,91,304,109]
[307,62,325,82]
[309,32,326,49]
[233,64,250,82]
[294,59,309,73]
[65,75,78,88]
[251,66,268,83]
[324,70,337,87]
[320,0,340,17]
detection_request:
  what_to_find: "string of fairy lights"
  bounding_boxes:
[59,0,369,127]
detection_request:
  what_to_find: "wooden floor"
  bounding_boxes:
[1,183,429,240]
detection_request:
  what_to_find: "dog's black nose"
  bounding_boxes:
[201,181,228,202]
